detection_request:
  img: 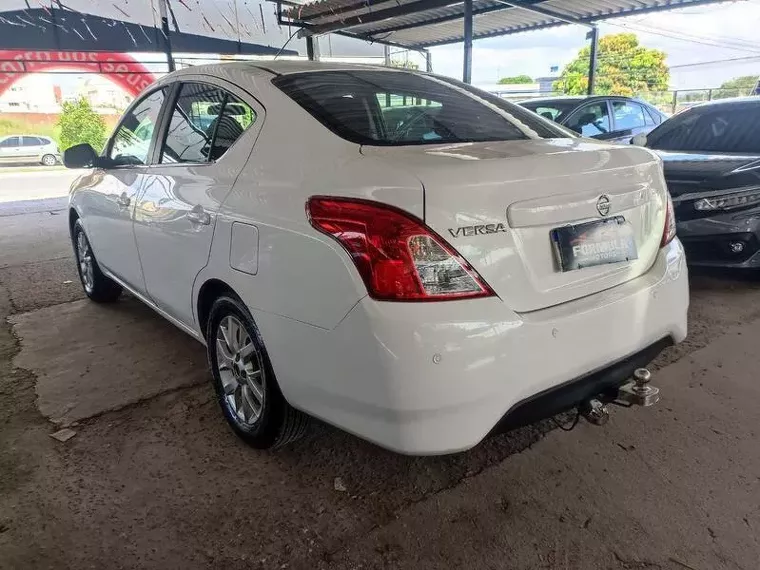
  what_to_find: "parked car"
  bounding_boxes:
[636,97,760,269]
[520,96,667,143]
[0,134,60,166]
[63,63,688,455]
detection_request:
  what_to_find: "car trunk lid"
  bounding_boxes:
[362,138,668,312]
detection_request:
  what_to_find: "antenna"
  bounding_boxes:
[274,28,301,60]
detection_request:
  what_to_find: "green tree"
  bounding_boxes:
[719,75,758,90]
[498,74,533,84]
[554,33,669,97]
[390,59,419,70]
[57,97,107,152]
[713,75,758,99]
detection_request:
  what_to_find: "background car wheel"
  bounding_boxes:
[41,154,57,166]
[206,295,309,449]
[72,219,122,303]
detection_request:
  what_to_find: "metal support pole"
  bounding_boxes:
[384,45,391,106]
[671,90,678,114]
[586,25,598,96]
[463,0,473,84]
[158,0,175,72]
[306,36,316,61]
[425,50,432,73]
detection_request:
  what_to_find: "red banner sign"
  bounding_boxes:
[0,50,157,98]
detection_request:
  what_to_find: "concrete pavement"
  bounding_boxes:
[0,168,82,204]
[0,188,759,569]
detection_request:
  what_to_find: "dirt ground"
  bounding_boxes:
[1,195,759,570]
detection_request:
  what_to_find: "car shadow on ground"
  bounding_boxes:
[7,260,760,569]
[7,289,559,568]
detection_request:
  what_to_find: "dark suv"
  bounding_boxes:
[520,96,667,143]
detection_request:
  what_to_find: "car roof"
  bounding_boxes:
[167,60,401,79]
[520,94,655,106]
[685,96,760,110]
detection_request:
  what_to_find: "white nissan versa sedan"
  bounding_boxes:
[63,62,688,455]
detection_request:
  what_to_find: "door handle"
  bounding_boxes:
[186,205,211,226]
[116,192,131,209]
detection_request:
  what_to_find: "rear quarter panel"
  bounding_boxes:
[193,76,426,332]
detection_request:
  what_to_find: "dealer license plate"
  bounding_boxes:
[551,216,638,272]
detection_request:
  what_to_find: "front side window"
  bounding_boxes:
[160,82,255,164]
[109,89,166,166]
[647,105,760,153]
[612,101,647,131]
[22,137,40,146]
[273,71,535,146]
[565,103,610,137]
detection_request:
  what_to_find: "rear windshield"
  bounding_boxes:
[273,70,568,146]
[647,105,760,153]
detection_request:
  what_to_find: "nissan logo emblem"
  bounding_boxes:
[596,195,611,217]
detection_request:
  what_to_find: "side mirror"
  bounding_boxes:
[631,133,647,146]
[63,143,100,169]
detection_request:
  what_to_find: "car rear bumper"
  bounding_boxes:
[677,207,760,268]
[254,239,688,455]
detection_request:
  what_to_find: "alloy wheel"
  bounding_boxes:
[76,230,95,293]
[216,315,265,428]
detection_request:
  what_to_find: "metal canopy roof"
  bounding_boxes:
[279,0,728,49]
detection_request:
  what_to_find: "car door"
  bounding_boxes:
[609,100,651,143]
[133,79,261,326]
[0,136,22,163]
[27,136,49,158]
[563,101,615,141]
[19,136,42,160]
[81,87,168,293]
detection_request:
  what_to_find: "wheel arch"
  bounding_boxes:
[68,207,80,237]
[196,278,239,338]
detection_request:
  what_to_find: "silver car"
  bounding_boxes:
[0,135,60,166]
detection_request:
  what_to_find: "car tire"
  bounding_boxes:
[72,219,122,302]
[206,295,309,449]
[41,154,57,166]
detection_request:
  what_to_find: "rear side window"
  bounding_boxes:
[647,106,760,153]
[273,70,532,146]
[160,82,255,164]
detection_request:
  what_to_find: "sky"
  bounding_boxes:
[426,0,760,89]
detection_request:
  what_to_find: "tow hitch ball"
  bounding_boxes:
[618,368,660,407]
[580,368,659,426]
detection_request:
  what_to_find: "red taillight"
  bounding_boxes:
[661,191,676,247]
[307,196,495,302]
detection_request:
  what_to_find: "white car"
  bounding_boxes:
[0,134,60,166]
[63,62,688,455]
